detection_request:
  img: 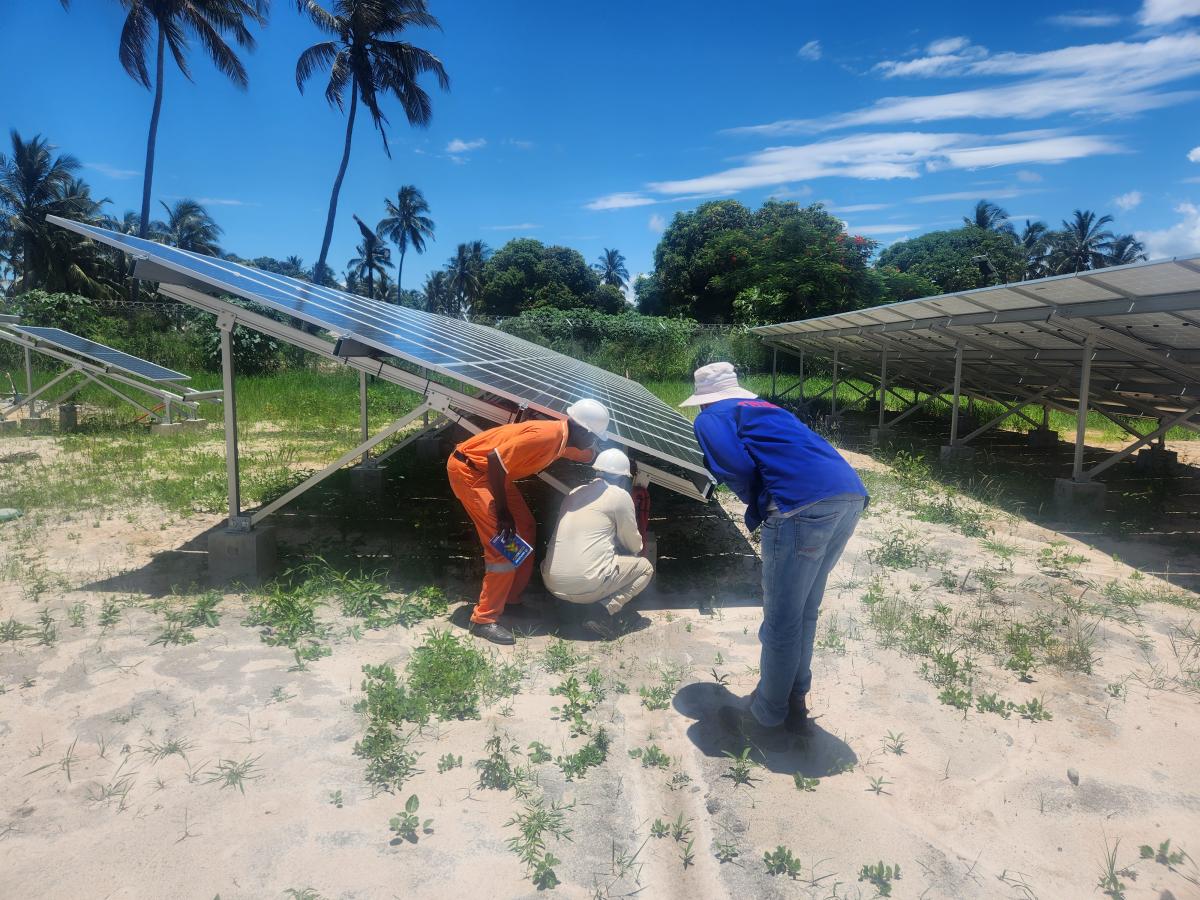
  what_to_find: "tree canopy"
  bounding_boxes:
[478,238,623,316]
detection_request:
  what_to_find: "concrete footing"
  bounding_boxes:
[177,418,208,432]
[1134,448,1178,475]
[939,445,976,464]
[1053,478,1106,516]
[349,464,385,495]
[1027,428,1058,448]
[150,421,184,436]
[0,420,18,434]
[208,525,277,586]
[58,404,79,432]
[869,426,895,446]
[20,417,51,434]
[415,434,444,463]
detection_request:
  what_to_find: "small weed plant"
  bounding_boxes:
[389,794,432,844]
[764,845,802,878]
[859,861,902,896]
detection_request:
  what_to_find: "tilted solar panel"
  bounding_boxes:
[48,216,708,476]
[9,325,190,382]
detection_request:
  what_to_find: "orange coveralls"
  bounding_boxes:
[447,419,594,624]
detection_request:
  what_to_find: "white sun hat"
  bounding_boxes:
[592,447,632,477]
[565,398,610,440]
[679,362,758,407]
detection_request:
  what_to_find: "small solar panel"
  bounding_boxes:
[9,325,190,382]
[48,216,708,477]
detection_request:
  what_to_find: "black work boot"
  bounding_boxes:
[469,621,515,645]
[784,693,809,734]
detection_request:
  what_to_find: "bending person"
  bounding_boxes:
[447,400,608,645]
[542,448,653,640]
[681,362,868,738]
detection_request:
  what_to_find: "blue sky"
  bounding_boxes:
[4,0,1200,294]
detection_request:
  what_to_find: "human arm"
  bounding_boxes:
[693,410,760,505]
[486,449,515,538]
[612,489,644,556]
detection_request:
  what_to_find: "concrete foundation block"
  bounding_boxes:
[939,444,976,464]
[1053,478,1106,516]
[1134,448,1178,475]
[0,420,18,434]
[208,525,278,586]
[415,434,444,463]
[20,417,51,434]
[349,464,385,495]
[177,418,208,432]
[1027,428,1058,449]
[58,404,79,432]
[150,422,185,436]
[869,426,895,446]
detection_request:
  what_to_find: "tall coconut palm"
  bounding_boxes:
[421,269,449,313]
[0,131,94,289]
[446,240,488,319]
[348,214,392,299]
[152,199,223,255]
[1105,234,1148,267]
[40,177,118,297]
[61,1,268,242]
[378,185,434,289]
[1019,220,1050,279]
[964,199,1015,236]
[1049,210,1116,273]
[295,0,449,284]
[593,247,629,289]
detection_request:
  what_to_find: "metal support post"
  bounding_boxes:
[830,350,839,418]
[878,350,888,429]
[219,316,244,528]
[771,347,778,398]
[1084,402,1200,481]
[1042,406,1050,429]
[949,344,964,445]
[1073,337,1095,482]
[359,370,369,466]
[798,351,804,402]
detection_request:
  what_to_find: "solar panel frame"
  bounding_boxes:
[49,215,711,479]
[6,325,191,382]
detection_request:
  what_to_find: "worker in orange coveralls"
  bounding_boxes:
[447,399,610,645]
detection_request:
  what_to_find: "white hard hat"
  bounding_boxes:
[566,398,610,440]
[593,447,632,477]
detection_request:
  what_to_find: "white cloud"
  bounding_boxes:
[1138,0,1200,25]
[1189,146,1200,162]
[197,197,257,207]
[445,137,486,153]
[85,162,138,179]
[648,213,666,232]
[911,187,1033,203]
[483,223,540,231]
[585,192,658,211]
[1113,190,1143,210]
[847,222,922,235]
[768,184,813,199]
[1046,11,1123,27]
[1137,202,1200,256]
[877,38,987,78]
[1016,169,1044,182]
[828,202,891,212]
[735,33,1200,133]
[797,40,822,61]
[927,36,972,55]
[642,131,1119,196]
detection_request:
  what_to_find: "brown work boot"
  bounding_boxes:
[469,621,515,645]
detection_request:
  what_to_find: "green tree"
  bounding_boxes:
[478,238,601,316]
[446,240,489,318]
[1106,234,1147,266]
[963,199,1015,236]
[1019,220,1051,279]
[421,269,451,314]
[152,199,222,255]
[347,214,392,299]
[61,0,267,243]
[593,247,629,289]
[876,226,1024,293]
[1048,210,1115,274]
[378,185,434,290]
[295,0,449,284]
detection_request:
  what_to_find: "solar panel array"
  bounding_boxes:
[755,256,1200,419]
[7,325,190,383]
[49,216,709,476]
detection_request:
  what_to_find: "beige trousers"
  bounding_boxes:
[549,555,654,614]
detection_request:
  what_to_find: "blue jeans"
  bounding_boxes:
[750,495,864,727]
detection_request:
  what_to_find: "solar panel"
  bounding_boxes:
[8,325,190,382]
[48,216,709,477]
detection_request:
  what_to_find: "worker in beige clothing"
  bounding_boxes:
[542,448,654,639]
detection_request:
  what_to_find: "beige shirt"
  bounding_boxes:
[541,479,644,595]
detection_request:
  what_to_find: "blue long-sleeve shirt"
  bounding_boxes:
[693,398,867,531]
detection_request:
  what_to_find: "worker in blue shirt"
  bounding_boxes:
[681,362,867,741]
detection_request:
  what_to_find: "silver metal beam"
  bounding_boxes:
[957,386,1053,445]
[1,365,79,418]
[1073,338,1096,482]
[1085,403,1200,480]
[949,343,964,446]
[219,315,243,528]
[878,349,888,430]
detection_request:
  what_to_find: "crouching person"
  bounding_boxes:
[542,448,653,639]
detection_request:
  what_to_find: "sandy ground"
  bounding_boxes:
[2,434,1200,900]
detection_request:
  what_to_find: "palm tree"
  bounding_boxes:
[964,200,1015,236]
[347,214,392,299]
[1105,234,1148,267]
[1019,220,1051,279]
[40,177,118,297]
[1049,210,1116,274]
[61,1,267,242]
[446,240,488,319]
[0,131,93,288]
[152,199,222,255]
[378,185,434,289]
[593,247,629,289]
[421,269,449,313]
[295,0,449,284]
